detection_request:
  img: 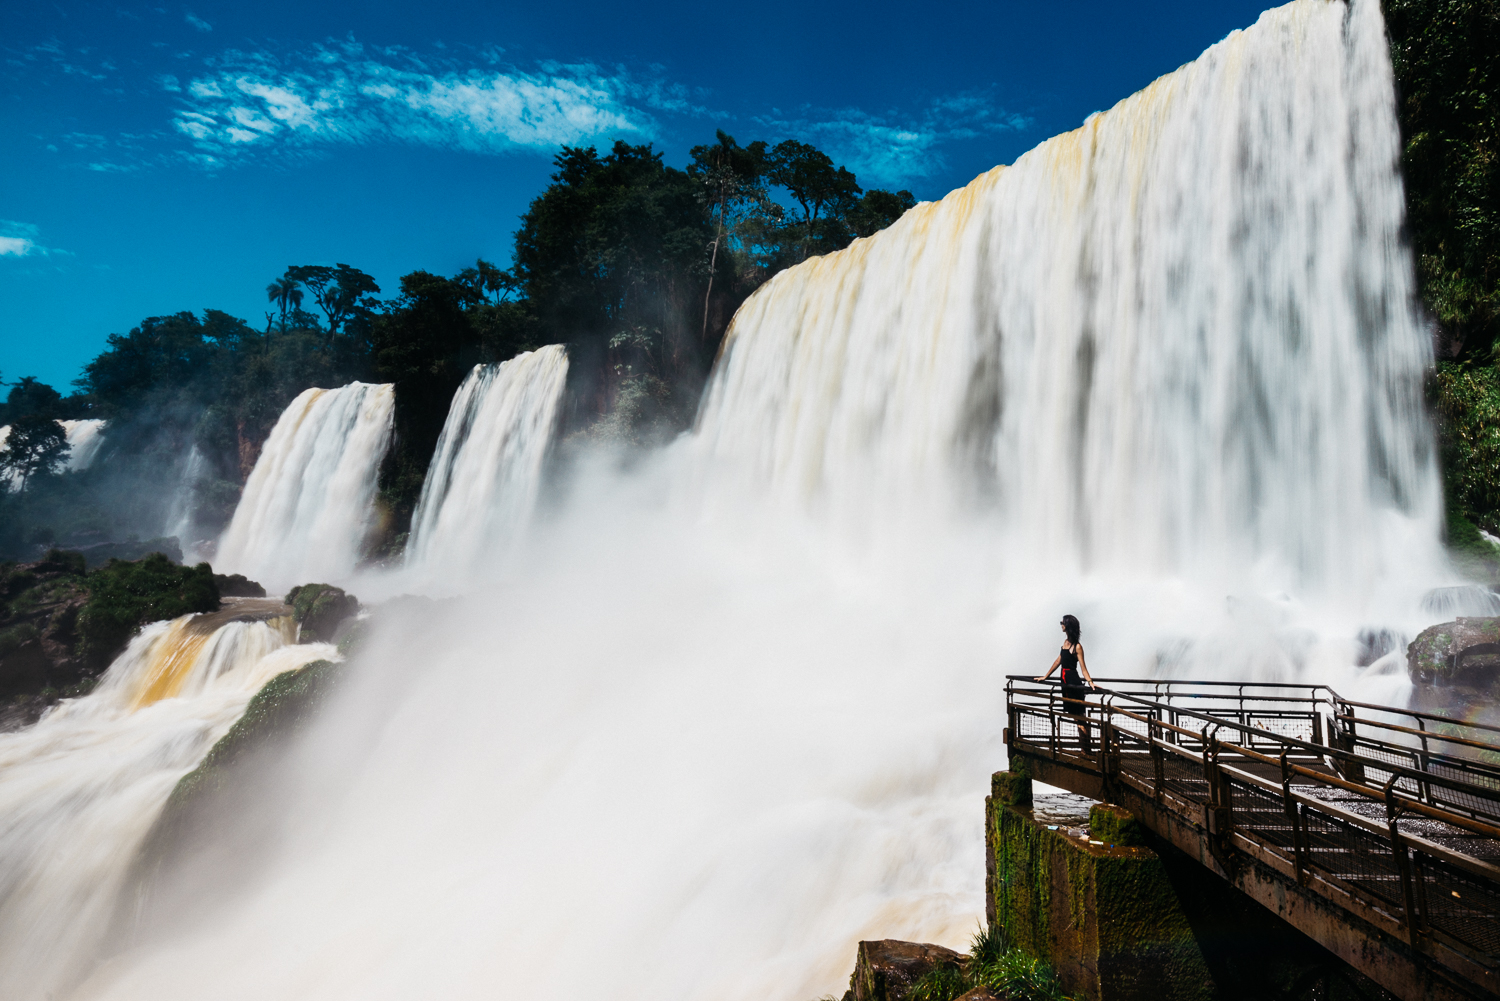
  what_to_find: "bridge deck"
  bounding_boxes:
[1004,677,1500,1001]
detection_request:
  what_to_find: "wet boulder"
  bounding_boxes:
[1406,617,1500,685]
[284,583,359,643]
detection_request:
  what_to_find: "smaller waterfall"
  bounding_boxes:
[217,383,395,587]
[60,418,107,470]
[0,605,334,1001]
[405,346,569,572]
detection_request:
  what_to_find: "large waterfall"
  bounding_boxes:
[0,607,334,1000]
[216,383,395,588]
[0,4,1458,1001]
[405,345,569,574]
[696,0,1435,597]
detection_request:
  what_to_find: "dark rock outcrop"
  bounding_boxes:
[0,549,90,702]
[284,583,359,643]
[1406,616,1500,685]
[213,573,266,598]
[848,940,966,1001]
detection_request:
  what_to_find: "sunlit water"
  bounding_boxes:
[0,1,1477,999]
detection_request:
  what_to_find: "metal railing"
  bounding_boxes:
[1005,677,1500,974]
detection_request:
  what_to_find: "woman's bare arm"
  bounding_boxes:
[1077,646,1095,687]
[1035,654,1062,682]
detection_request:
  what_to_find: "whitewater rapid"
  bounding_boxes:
[1,2,1460,1000]
[0,607,334,1001]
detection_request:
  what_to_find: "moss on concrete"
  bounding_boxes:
[987,782,1213,1001]
[1088,804,1145,847]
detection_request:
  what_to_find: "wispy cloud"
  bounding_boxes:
[171,42,664,162]
[184,12,213,33]
[759,91,1030,186]
[0,221,66,258]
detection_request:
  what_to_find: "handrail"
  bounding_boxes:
[1333,697,1500,740]
[1005,676,1500,980]
[1335,712,1500,758]
[1007,677,1500,823]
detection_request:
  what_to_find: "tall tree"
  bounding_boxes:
[0,415,69,493]
[512,141,712,383]
[266,275,303,329]
[1,377,63,424]
[287,264,382,339]
[765,140,862,260]
[689,131,768,343]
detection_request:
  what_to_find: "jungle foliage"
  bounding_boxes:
[1383,0,1500,537]
[1,129,916,552]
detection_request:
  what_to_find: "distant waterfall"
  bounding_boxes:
[696,0,1437,594]
[0,418,108,488]
[405,346,569,572]
[0,608,334,1001]
[60,418,107,470]
[217,383,394,587]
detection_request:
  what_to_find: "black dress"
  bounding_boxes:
[1060,644,1088,718]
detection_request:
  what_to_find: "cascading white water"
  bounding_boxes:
[60,419,108,471]
[216,383,395,588]
[695,0,1438,600]
[405,346,569,574]
[0,608,334,1000]
[8,4,1461,1001]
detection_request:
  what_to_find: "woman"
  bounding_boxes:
[1035,614,1096,753]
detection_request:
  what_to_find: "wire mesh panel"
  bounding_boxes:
[1161,750,1210,805]
[1418,852,1500,962]
[1228,777,1297,852]
[1297,802,1408,913]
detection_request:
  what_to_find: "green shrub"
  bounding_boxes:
[1433,363,1500,529]
[77,554,219,665]
[905,925,1071,1001]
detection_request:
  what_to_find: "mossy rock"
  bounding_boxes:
[1406,616,1500,682]
[164,658,343,814]
[284,583,359,643]
[77,554,219,667]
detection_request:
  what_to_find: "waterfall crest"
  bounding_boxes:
[217,383,394,587]
[696,0,1437,593]
[405,346,569,573]
[0,606,334,1000]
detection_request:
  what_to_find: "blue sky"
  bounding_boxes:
[2,0,1273,391]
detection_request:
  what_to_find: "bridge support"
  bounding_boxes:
[986,769,1213,1001]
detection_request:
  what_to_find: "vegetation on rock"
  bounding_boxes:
[77,554,218,666]
[284,583,359,643]
[904,926,1070,1001]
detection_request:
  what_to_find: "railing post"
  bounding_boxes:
[1151,708,1165,800]
[1281,751,1307,885]
[1384,776,1422,946]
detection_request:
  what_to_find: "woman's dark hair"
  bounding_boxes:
[1061,614,1081,645]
